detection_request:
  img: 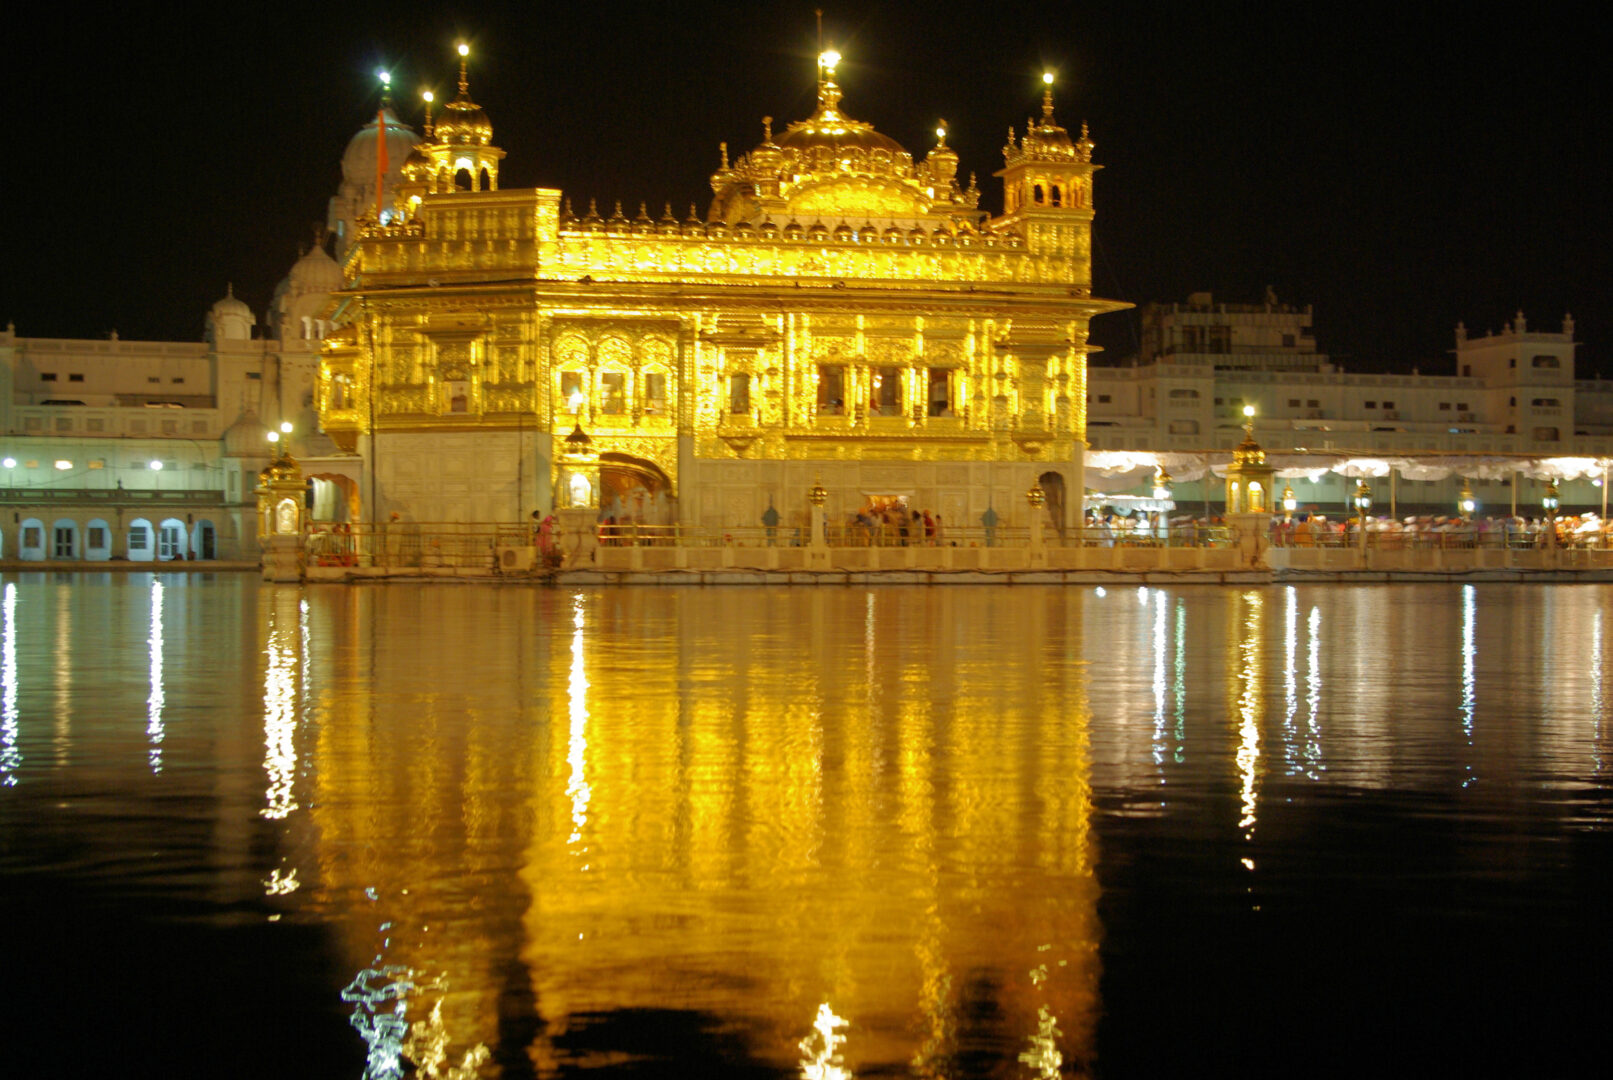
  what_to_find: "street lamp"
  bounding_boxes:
[1458,480,1475,522]
[1353,480,1373,550]
[1282,484,1297,523]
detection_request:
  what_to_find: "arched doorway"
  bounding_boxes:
[51,518,79,560]
[599,453,676,526]
[157,518,188,561]
[19,518,46,561]
[307,473,360,524]
[85,518,113,562]
[1038,471,1068,539]
[191,520,217,560]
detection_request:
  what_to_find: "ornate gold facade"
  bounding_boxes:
[320,51,1127,526]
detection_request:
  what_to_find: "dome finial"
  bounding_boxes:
[377,69,392,109]
[456,42,470,96]
[421,89,435,139]
[1041,71,1056,123]
[935,119,949,148]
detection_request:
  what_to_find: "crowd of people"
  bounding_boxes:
[1270,511,1611,548]
[847,500,944,546]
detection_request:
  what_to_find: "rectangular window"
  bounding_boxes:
[816,365,844,414]
[728,373,751,415]
[559,371,584,409]
[24,417,42,431]
[22,526,41,549]
[600,372,625,414]
[1097,394,1112,404]
[87,418,105,431]
[87,527,107,549]
[1306,399,1319,408]
[171,376,185,384]
[1382,401,1395,409]
[246,372,261,380]
[1282,334,1296,347]
[1287,398,1300,407]
[1365,401,1377,409]
[643,372,667,415]
[147,376,160,384]
[129,420,146,434]
[1458,402,1469,410]
[161,420,178,434]
[872,366,900,415]
[69,373,84,382]
[1439,402,1451,410]
[55,418,73,431]
[1532,355,1559,368]
[129,525,150,548]
[927,367,951,416]
[88,460,104,469]
[191,421,207,434]
[53,527,74,558]
[40,372,57,382]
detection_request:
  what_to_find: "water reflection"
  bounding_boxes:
[1462,584,1477,788]
[1235,590,1264,838]
[147,580,165,774]
[1,583,17,786]
[261,589,301,820]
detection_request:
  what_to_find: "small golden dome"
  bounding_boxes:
[434,96,492,146]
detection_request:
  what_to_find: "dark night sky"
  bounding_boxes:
[5,2,1606,374]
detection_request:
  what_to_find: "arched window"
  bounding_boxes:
[85,518,112,562]
[127,519,155,562]
[158,518,188,561]
[51,518,79,560]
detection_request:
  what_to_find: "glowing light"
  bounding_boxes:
[1242,404,1256,419]
[457,43,469,57]
[1,584,19,786]
[1094,586,1106,597]
[149,459,163,471]
[422,90,434,104]
[567,471,590,505]
[567,594,591,854]
[819,49,841,74]
[147,580,164,774]
[1042,71,1055,85]
[1,457,14,469]
[280,420,294,434]
[267,430,280,444]
[798,1003,849,1080]
[1018,1004,1064,1078]
[377,69,391,86]
[264,866,300,895]
[53,460,71,470]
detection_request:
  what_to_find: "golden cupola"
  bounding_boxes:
[410,43,505,195]
[995,73,1098,221]
[707,50,978,226]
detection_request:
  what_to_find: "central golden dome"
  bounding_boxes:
[707,53,978,225]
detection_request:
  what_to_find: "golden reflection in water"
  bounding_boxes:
[260,589,301,820]
[147,580,165,774]
[1282,587,1297,777]
[798,1002,850,1080]
[567,592,591,856]
[1152,591,1167,775]
[1234,591,1264,841]
[1,582,18,786]
[302,589,1101,1076]
[1173,599,1186,764]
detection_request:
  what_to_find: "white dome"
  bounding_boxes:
[289,244,344,294]
[221,411,270,457]
[208,285,253,342]
[340,106,420,187]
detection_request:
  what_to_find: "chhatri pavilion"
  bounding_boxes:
[317,45,1127,531]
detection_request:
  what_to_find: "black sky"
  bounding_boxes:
[5,2,1606,374]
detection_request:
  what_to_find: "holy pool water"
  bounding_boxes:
[0,574,1607,1077]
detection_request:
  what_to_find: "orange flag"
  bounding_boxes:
[375,107,388,223]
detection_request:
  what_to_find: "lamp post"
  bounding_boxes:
[1543,478,1560,549]
[1458,480,1476,522]
[1353,479,1373,551]
[1282,484,1297,524]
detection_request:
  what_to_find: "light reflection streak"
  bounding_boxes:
[1236,591,1263,836]
[1151,591,1166,771]
[264,866,300,895]
[1304,607,1322,778]
[0,583,18,785]
[1173,600,1186,763]
[798,1002,849,1080]
[260,602,298,819]
[147,580,165,774]
[1282,586,1297,776]
[567,593,591,856]
[1593,609,1605,775]
[1461,584,1476,788]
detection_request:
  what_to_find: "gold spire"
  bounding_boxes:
[456,42,470,96]
[421,90,434,139]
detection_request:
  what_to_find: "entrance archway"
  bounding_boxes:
[599,453,675,526]
[1038,471,1068,538]
[307,473,360,523]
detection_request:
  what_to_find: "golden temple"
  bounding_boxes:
[319,48,1127,531]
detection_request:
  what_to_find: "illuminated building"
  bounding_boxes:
[319,51,1127,531]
